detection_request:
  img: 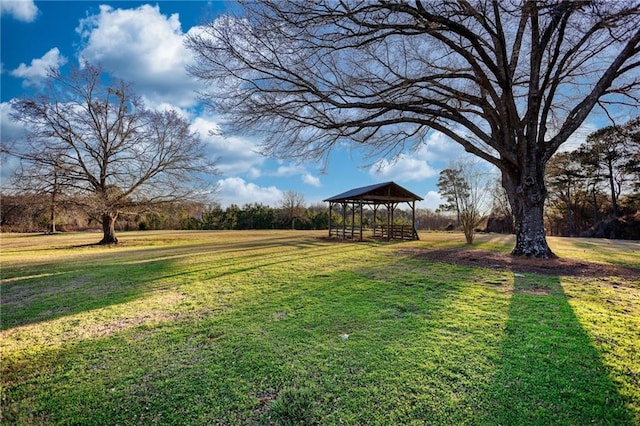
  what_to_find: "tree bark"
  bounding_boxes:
[503,169,555,258]
[99,212,119,244]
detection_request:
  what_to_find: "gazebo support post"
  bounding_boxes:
[342,202,347,239]
[351,201,355,240]
[386,203,391,241]
[373,205,378,237]
[411,201,417,240]
[328,202,333,238]
[359,201,364,241]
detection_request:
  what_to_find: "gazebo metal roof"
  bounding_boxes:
[323,181,423,203]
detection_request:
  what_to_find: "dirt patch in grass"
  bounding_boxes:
[401,248,640,279]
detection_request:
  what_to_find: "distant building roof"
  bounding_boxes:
[324,181,423,203]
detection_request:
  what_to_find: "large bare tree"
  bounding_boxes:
[9,63,216,244]
[186,0,640,258]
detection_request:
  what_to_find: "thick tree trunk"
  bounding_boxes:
[502,168,556,258]
[99,212,119,244]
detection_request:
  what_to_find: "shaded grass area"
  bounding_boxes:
[1,230,638,424]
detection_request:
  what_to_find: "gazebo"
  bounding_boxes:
[324,181,423,241]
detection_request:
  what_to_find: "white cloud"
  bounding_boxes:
[275,164,303,177]
[0,101,31,184]
[368,131,470,182]
[270,162,321,187]
[190,115,266,176]
[216,177,283,207]
[303,173,321,187]
[76,4,200,107]
[247,167,262,179]
[10,48,67,87]
[420,131,467,163]
[370,154,438,182]
[0,0,38,22]
[417,190,444,211]
[0,101,28,142]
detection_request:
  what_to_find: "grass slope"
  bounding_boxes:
[1,231,638,425]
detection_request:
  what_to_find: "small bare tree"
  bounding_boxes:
[187,1,640,258]
[280,190,306,229]
[437,160,492,244]
[9,63,217,244]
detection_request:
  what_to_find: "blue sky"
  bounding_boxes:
[0,1,600,209]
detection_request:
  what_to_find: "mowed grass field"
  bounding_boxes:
[1,230,639,425]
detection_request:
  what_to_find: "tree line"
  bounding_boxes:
[545,117,640,238]
[0,194,458,234]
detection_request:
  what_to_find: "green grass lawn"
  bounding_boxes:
[1,230,638,425]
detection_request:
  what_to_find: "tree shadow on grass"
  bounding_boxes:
[3,242,635,424]
[245,260,635,424]
[1,260,468,425]
[1,238,370,331]
[484,274,634,425]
